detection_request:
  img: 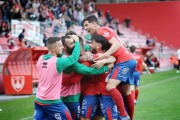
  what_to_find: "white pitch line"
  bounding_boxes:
[20,76,180,120]
[139,76,180,89]
[19,116,33,120]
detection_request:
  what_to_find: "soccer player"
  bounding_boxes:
[33,36,80,120]
[129,45,151,104]
[60,35,113,120]
[62,35,117,120]
[83,15,136,120]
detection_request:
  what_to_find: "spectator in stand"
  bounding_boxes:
[38,10,46,22]
[0,22,8,36]
[124,17,131,28]
[12,1,22,20]
[146,36,152,47]
[18,37,26,48]
[98,9,103,18]
[32,0,40,9]
[53,24,60,36]
[176,46,180,73]
[106,10,110,21]
[78,9,85,26]
[59,14,67,33]
[6,30,15,49]
[43,34,48,46]
[20,0,27,8]
[25,0,31,8]
[6,1,13,23]
[109,21,115,30]
[18,29,25,42]
[1,2,8,22]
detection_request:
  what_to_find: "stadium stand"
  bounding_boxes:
[0,0,177,95]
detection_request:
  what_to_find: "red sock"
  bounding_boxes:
[124,94,134,120]
[135,89,139,101]
[131,90,135,100]
[108,88,127,117]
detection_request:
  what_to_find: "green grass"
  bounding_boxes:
[0,69,180,120]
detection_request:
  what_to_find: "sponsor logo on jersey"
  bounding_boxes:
[122,68,129,75]
[54,113,62,120]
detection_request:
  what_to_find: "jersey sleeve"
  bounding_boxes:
[140,56,144,63]
[70,61,108,75]
[56,41,80,74]
[98,28,113,41]
[62,73,84,85]
[62,61,92,85]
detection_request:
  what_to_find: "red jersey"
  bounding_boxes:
[95,71,110,95]
[131,53,143,72]
[93,54,110,95]
[97,27,134,63]
[80,55,98,96]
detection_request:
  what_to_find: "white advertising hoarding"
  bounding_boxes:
[11,20,44,46]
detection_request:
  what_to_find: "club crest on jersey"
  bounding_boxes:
[54,113,62,120]
[11,76,25,92]
[103,32,109,37]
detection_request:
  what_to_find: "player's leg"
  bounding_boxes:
[131,72,137,101]
[99,95,118,120]
[106,63,129,119]
[134,71,140,103]
[43,102,73,120]
[120,59,137,120]
[92,101,104,120]
[80,95,98,120]
[64,102,81,120]
[33,102,48,120]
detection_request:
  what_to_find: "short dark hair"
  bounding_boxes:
[91,35,109,50]
[65,31,77,36]
[22,29,25,33]
[83,15,99,24]
[47,37,61,50]
[61,36,71,46]
[130,45,136,53]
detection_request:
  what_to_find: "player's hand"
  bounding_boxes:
[91,59,106,69]
[85,52,93,62]
[107,63,114,70]
[147,71,151,76]
[69,35,79,42]
[94,53,108,61]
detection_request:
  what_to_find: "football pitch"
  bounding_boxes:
[0,69,180,120]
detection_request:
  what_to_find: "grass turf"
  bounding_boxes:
[0,69,180,120]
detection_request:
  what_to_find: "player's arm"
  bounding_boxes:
[56,35,80,73]
[120,39,127,48]
[62,73,85,85]
[64,61,113,75]
[62,62,91,85]
[142,62,151,76]
[94,37,121,60]
[92,56,116,69]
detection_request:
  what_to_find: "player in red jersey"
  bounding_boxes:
[129,45,151,104]
[83,15,136,120]
[62,35,116,120]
